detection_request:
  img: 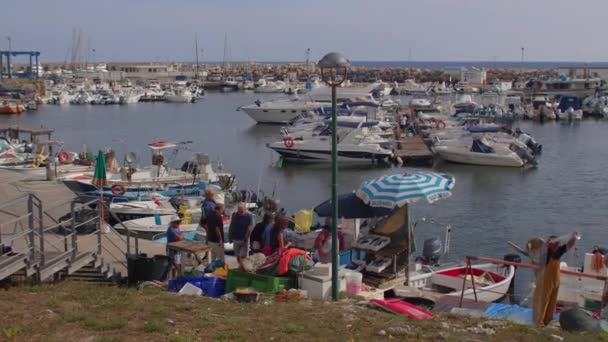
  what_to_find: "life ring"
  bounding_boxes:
[283,136,294,148]
[111,184,126,196]
[150,140,169,147]
[436,120,446,129]
[58,150,72,164]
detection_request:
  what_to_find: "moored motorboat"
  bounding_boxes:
[402,263,516,303]
[115,215,199,239]
[433,138,535,167]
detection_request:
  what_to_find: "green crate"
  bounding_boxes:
[226,269,295,294]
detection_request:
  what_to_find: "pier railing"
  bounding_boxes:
[0,193,140,283]
[459,255,608,307]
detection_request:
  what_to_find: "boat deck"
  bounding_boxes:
[393,135,434,167]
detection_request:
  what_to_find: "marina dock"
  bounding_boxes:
[394,135,434,167]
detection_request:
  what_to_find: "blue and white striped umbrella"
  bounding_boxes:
[356,172,455,209]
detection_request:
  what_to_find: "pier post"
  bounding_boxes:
[38,200,45,266]
[27,195,35,261]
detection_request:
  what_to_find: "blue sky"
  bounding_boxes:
[1,0,606,62]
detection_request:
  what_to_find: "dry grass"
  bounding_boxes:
[0,282,604,341]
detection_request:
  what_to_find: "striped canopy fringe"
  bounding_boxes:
[356,173,455,209]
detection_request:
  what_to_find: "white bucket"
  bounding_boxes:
[346,271,363,295]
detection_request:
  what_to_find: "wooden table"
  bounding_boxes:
[166,240,213,276]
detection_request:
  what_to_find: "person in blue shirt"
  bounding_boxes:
[229,202,253,271]
[166,215,185,278]
[199,190,216,228]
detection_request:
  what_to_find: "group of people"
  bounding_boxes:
[166,189,344,274]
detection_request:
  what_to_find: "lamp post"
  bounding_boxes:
[318,52,350,301]
[6,36,12,79]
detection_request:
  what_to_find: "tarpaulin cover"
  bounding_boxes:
[485,303,559,324]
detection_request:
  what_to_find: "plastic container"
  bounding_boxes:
[179,282,202,296]
[225,269,295,294]
[168,276,226,298]
[346,271,363,295]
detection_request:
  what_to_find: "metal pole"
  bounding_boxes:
[27,195,35,261]
[6,36,12,79]
[38,201,45,266]
[70,201,77,259]
[331,84,339,301]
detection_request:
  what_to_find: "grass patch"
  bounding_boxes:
[198,313,217,328]
[2,326,20,341]
[1,282,605,341]
[58,311,85,323]
[82,317,126,332]
[142,319,166,333]
[96,336,123,342]
[168,334,194,342]
[280,323,305,334]
[46,297,62,309]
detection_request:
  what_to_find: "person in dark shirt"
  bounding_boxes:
[533,232,578,326]
[205,202,225,262]
[251,213,272,254]
[229,202,254,270]
[200,190,216,227]
[166,215,185,278]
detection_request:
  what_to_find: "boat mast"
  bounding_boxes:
[194,33,200,80]
[222,33,230,72]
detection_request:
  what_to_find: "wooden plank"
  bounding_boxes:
[167,240,212,254]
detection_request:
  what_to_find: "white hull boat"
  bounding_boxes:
[116,215,199,238]
[239,99,325,124]
[268,125,393,163]
[433,139,532,167]
[403,263,516,303]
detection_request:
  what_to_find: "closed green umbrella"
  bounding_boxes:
[92,150,107,187]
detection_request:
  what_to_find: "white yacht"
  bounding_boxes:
[267,123,393,163]
[239,98,326,124]
[255,79,287,93]
[119,87,144,104]
[164,87,195,103]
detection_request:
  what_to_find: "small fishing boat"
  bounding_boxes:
[116,215,199,239]
[404,263,516,303]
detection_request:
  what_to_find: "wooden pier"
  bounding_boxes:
[393,134,434,167]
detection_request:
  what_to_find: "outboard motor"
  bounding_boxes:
[518,133,542,155]
[421,237,442,265]
[510,142,536,165]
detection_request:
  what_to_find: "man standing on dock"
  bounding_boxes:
[229,202,253,271]
[533,232,578,326]
[205,200,225,262]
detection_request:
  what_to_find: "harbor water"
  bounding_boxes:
[2,92,607,273]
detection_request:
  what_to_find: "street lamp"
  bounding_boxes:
[318,52,350,301]
[6,36,12,79]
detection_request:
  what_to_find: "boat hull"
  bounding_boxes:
[241,107,306,124]
[269,145,392,163]
[407,263,516,303]
[434,146,524,167]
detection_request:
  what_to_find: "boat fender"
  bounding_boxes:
[283,136,295,148]
[436,120,446,129]
[111,184,126,196]
[58,150,72,164]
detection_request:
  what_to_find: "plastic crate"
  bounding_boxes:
[225,269,295,294]
[168,276,226,298]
